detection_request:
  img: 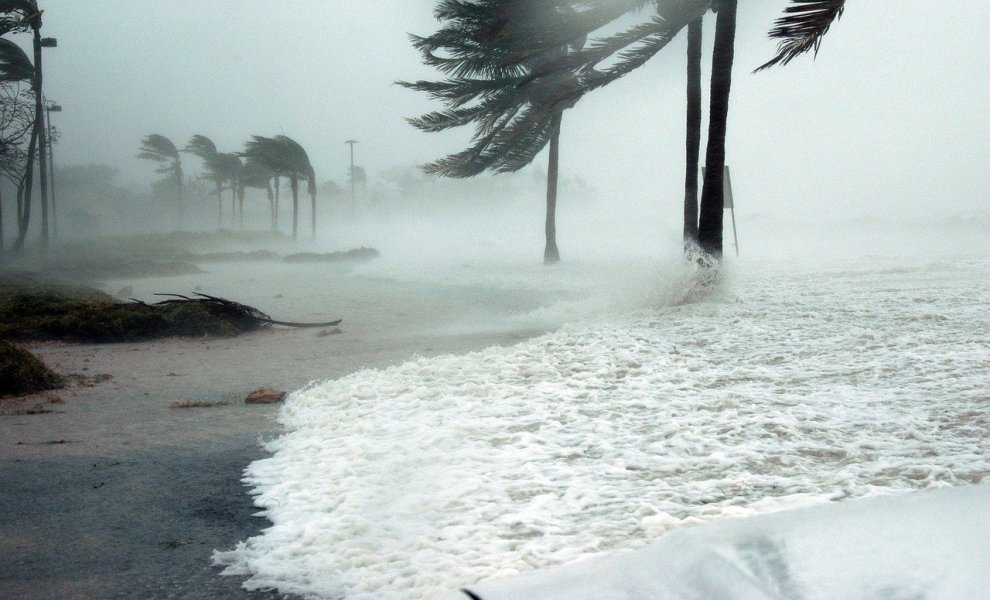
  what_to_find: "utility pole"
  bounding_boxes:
[46,100,61,239]
[33,28,57,246]
[345,139,357,216]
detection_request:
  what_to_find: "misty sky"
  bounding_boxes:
[26,1,990,225]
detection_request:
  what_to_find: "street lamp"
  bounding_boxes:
[33,33,57,245]
[46,101,61,238]
[344,139,358,216]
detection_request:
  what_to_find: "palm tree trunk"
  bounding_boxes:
[290,174,299,241]
[215,179,223,229]
[238,186,245,230]
[543,112,563,265]
[684,16,703,248]
[310,192,316,239]
[230,185,237,227]
[273,177,281,233]
[697,0,737,261]
[175,165,184,230]
[13,123,40,253]
[266,180,276,232]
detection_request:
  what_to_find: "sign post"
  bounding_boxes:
[724,165,739,257]
[702,165,739,257]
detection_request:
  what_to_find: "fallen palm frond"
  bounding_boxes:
[148,293,343,329]
[0,280,341,343]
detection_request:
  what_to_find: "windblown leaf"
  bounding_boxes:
[755,0,845,72]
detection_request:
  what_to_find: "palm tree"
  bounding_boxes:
[402,1,593,264]
[217,152,242,228]
[241,157,277,231]
[241,136,282,232]
[683,16,702,248]
[242,135,316,240]
[137,134,184,226]
[696,0,735,259]
[183,134,227,229]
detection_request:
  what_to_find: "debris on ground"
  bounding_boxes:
[245,387,287,404]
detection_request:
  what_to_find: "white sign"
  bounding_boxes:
[701,165,734,209]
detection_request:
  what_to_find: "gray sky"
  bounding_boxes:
[29,0,990,225]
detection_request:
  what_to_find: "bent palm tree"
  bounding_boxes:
[217,152,242,228]
[242,135,316,240]
[403,1,593,264]
[241,157,277,231]
[183,135,227,229]
[137,134,184,226]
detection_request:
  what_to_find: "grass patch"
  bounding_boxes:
[0,339,64,397]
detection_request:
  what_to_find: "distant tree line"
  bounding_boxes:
[138,133,318,241]
[404,0,847,265]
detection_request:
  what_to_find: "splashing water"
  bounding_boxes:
[215,254,989,600]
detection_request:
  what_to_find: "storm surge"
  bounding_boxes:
[215,254,989,600]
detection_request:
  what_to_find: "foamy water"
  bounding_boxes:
[215,253,989,599]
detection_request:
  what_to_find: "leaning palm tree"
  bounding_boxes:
[273,135,317,240]
[217,152,242,228]
[137,134,184,226]
[241,157,277,231]
[242,135,316,240]
[183,134,227,229]
[403,1,594,264]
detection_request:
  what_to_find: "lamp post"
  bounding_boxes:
[344,139,357,216]
[45,100,61,238]
[34,34,56,245]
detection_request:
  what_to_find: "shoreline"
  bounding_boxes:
[0,265,559,599]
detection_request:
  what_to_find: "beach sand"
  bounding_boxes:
[0,262,558,599]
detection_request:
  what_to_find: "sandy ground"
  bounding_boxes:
[0,262,560,599]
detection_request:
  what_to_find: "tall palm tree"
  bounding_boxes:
[217,152,242,228]
[183,134,226,229]
[137,134,183,226]
[273,135,317,240]
[402,1,592,265]
[242,136,282,232]
[242,135,316,240]
[241,156,277,231]
[683,16,703,248]
[696,0,735,259]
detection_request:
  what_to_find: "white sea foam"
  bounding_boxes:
[215,255,989,600]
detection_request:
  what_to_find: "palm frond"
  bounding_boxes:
[0,0,37,35]
[755,0,845,72]
[0,38,33,83]
[137,134,179,162]
[183,134,218,159]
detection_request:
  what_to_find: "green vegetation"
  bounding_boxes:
[0,338,64,396]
